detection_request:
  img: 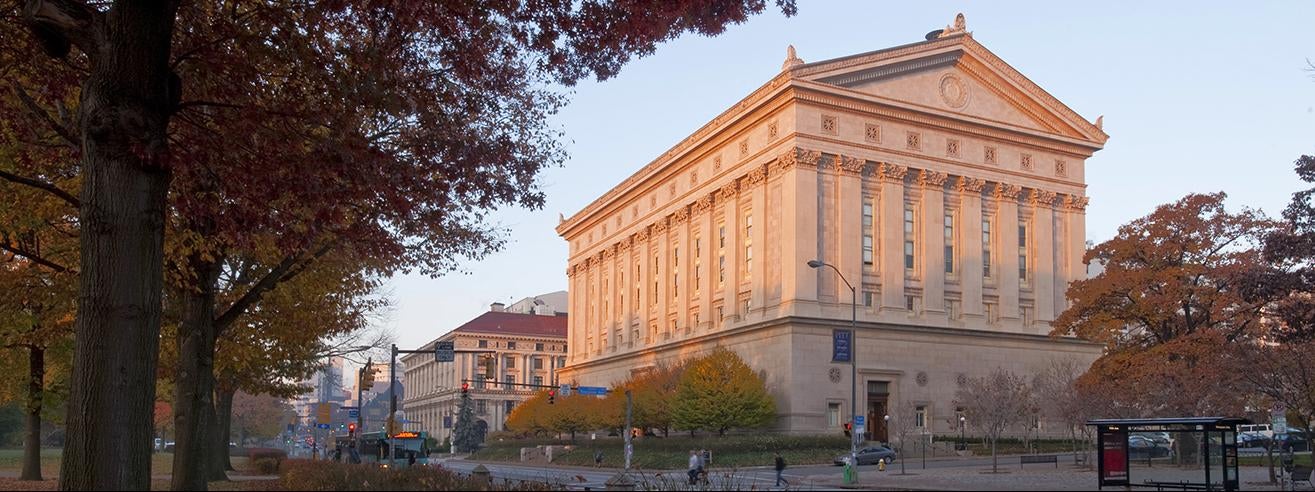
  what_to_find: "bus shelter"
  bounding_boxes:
[1087,417,1247,491]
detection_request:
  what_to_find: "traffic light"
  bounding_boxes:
[548,389,556,405]
[461,382,470,397]
[348,422,357,436]
[360,360,377,391]
[843,422,852,437]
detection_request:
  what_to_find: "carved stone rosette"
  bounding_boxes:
[956,176,986,193]
[1029,189,1058,208]
[919,169,949,188]
[837,155,865,175]
[992,183,1022,200]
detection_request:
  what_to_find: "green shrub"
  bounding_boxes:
[276,459,559,490]
[253,458,280,475]
[248,447,288,462]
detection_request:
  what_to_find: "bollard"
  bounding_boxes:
[605,471,636,491]
[471,464,492,490]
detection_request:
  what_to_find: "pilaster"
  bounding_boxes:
[958,177,985,319]
[879,163,909,311]
[920,170,949,319]
[779,148,820,311]
[995,183,1022,329]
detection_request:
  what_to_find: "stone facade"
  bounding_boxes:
[401,308,568,443]
[556,15,1106,440]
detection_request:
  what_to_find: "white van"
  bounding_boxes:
[1238,424,1273,438]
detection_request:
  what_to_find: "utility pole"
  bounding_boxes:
[624,390,633,471]
[389,344,398,466]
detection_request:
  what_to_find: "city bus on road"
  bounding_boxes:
[336,431,431,467]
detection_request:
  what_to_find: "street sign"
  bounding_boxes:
[317,403,332,424]
[559,384,572,397]
[1273,409,1288,434]
[435,341,455,362]
[855,415,865,426]
[348,409,359,419]
[832,329,853,362]
[317,423,330,429]
[577,386,608,396]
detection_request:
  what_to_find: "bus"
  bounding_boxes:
[334,431,431,467]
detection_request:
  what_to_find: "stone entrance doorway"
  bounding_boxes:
[866,381,889,443]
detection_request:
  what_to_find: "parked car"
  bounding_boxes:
[1277,431,1310,452]
[834,446,898,466]
[1128,435,1172,459]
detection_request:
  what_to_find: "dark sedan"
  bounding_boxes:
[834,446,898,466]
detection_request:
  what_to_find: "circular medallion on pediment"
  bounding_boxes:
[939,73,970,110]
[829,367,842,384]
[916,371,929,387]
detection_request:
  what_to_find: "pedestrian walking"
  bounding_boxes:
[698,449,710,485]
[687,450,700,485]
[594,449,604,467]
[774,452,789,487]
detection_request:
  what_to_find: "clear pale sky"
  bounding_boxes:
[384,1,1315,351]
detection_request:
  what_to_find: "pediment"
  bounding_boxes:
[794,35,1107,144]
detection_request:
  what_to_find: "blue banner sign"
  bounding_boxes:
[832,329,853,362]
[577,386,608,396]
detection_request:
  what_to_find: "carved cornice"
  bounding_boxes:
[1029,189,1058,208]
[746,165,768,185]
[919,169,948,188]
[837,155,865,175]
[1063,194,1089,211]
[957,176,986,193]
[692,194,713,213]
[992,183,1023,201]
[877,163,908,182]
[672,206,690,225]
[717,181,739,202]
[618,237,632,251]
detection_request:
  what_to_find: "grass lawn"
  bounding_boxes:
[1240,453,1313,467]
[471,434,850,470]
[0,449,252,478]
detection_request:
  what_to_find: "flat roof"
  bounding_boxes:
[1086,417,1251,427]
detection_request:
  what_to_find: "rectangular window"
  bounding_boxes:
[533,375,543,386]
[982,218,993,277]
[673,245,679,299]
[475,374,486,389]
[505,356,515,369]
[947,300,958,320]
[862,201,874,264]
[718,224,726,286]
[915,406,927,428]
[985,303,997,324]
[694,235,702,297]
[1018,223,1028,282]
[506,400,515,415]
[828,403,841,427]
[904,207,916,270]
[905,295,915,312]
[944,212,955,274]
[744,214,753,279]
[478,339,488,348]
[652,253,659,305]
[476,400,487,414]
[535,343,544,352]
[508,341,516,350]
[503,374,514,387]
[533,357,543,370]
[716,305,724,321]
[863,291,873,307]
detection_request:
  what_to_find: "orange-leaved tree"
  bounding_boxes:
[670,348,775,436]
[1053,192,1273,417]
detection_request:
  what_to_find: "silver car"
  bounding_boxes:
[834,446,898,466]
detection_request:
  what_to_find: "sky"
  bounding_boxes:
[381,1,1315,351]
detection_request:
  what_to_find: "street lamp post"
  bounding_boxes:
[959,416,966,452]
[807,259,858,475]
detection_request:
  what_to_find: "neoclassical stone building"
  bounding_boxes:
[557,15,1105,440]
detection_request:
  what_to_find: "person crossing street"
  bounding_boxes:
[774,452,789,487]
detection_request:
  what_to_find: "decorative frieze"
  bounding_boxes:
[692,194,713,213]
[1062,194,1089,211]
[1029,189,1058,208]
[919,169,949,188]
[653,217,669,234]
[993,183,1023,200]
[957,176,986,193]
[746,165,768,185]
[878,162,909,182]
[717,181,739,201]
[672,206,690,224]
[636,227,651,241]
[837,155,865,175]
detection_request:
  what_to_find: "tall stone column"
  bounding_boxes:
[1063,194,1089,305]
[995,183,1023,328]
[604,247,616,348]
[836,156,864,310]
[719,180,741,323]
[655,218,670,341]
[920,170,949,318]
[620,237,633,347]
[694,195,714,331]
[879,163,909,311]
[957,177,986,319]
[1030,190,1058,326]
[674,207,691,335]
[635,227,651,345]
[748,165,768,316]
[779,148,820,313]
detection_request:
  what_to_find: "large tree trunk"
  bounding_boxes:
[54,3,180,490]
[21,346,44,481]
[212,386,236,475]
[171,258,221,491]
